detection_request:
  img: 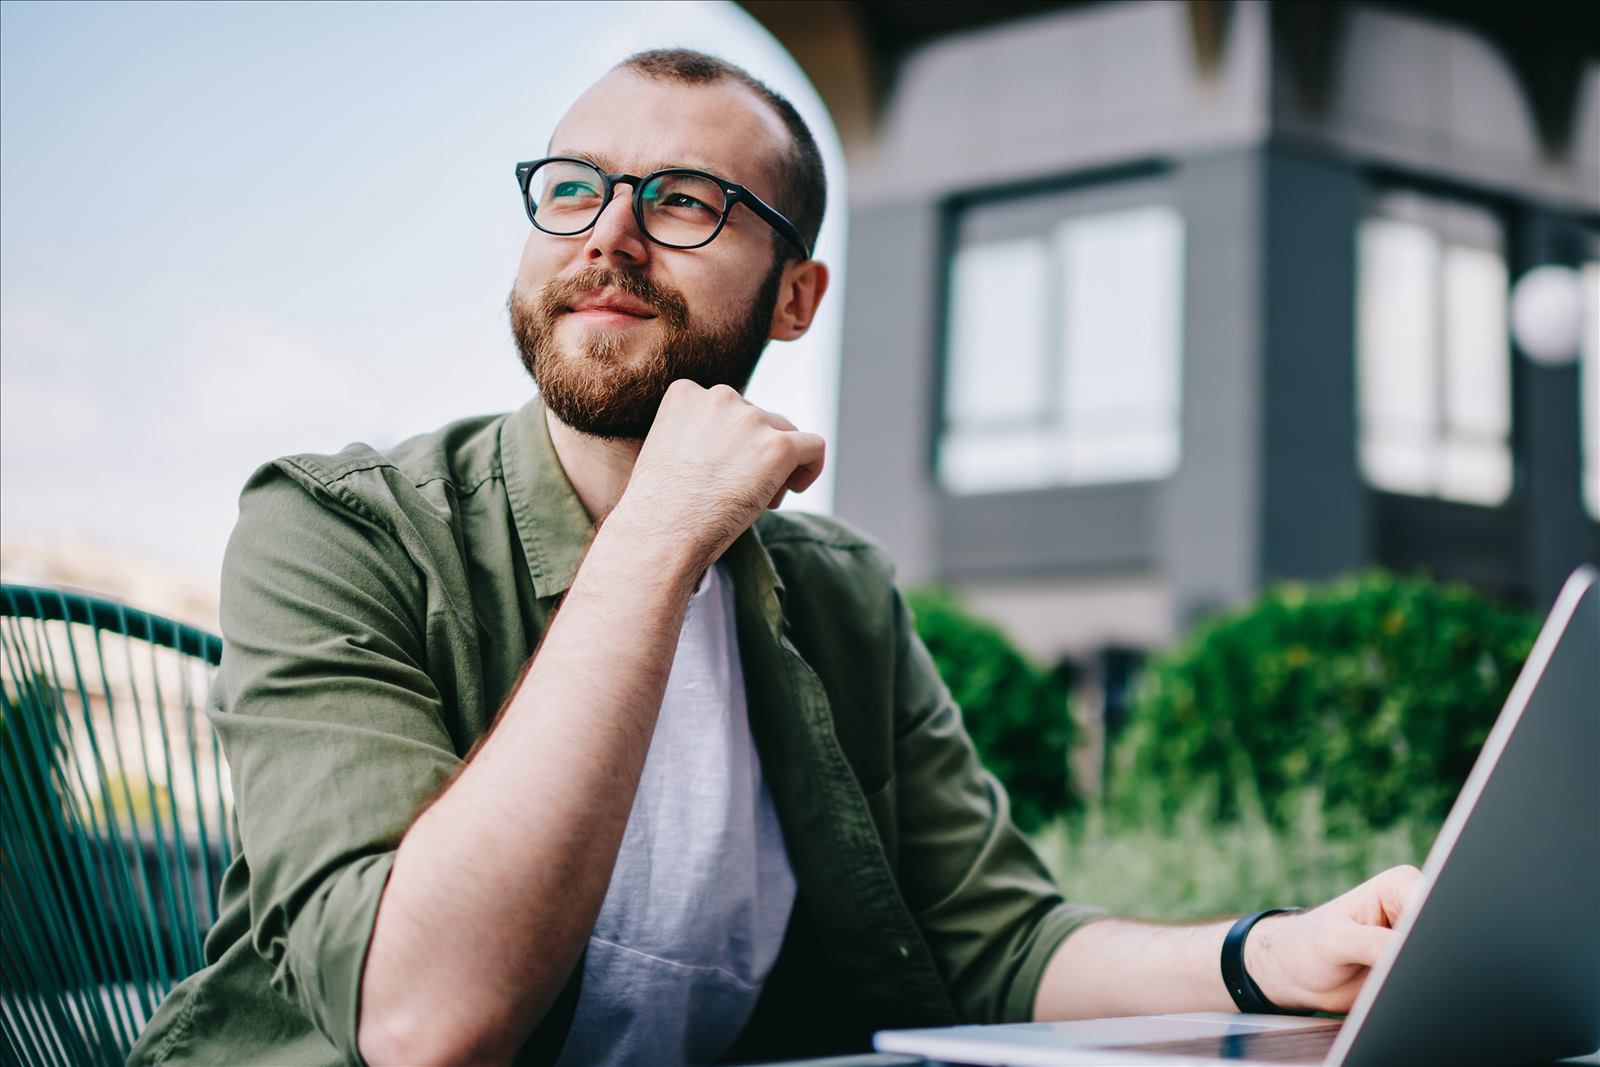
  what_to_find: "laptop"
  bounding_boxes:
[874,565,1599,1066]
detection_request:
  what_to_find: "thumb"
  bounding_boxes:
[1335,920,1395,969]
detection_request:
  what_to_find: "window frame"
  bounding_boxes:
[1354,184,1517,509]
[933,162,1186,498]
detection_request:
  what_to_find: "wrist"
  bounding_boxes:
[593,499,708,593]
[1229,910,1314,1015]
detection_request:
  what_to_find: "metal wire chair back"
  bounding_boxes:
[1,584,230,1067]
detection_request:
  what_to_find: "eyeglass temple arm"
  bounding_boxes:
[735,188,811,260]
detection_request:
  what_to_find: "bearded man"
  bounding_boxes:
[131,48,1421,1067]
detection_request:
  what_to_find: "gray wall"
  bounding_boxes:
[1271,5,1600,214]
[832,202,943,582]
[1256,148,1367,587]
[833,0,1600,658]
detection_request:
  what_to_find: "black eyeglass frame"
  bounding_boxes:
[515,156,811,259]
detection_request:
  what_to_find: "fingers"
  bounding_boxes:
[754,407,824,493]
[758,409,798,433]
[784,434,826,493]
[1336,864,1424,928]
[710,389,821,481]
[765,434,826,510]
[1278,866,1423,1013]
[1334,920,1393,969]
[1376,865,1424,927]
[653,382,825,512]
[1321,864,1422,972]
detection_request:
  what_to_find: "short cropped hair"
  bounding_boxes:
[616,48,826,258]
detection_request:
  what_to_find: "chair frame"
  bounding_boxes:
[2,584,229,1067]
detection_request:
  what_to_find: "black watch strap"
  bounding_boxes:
[1221,908,1314,1015]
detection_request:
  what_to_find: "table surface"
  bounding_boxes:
[756,1046,1600,1066]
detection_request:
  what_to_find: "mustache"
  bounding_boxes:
[535,266,690,331]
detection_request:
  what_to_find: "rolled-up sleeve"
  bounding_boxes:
[210,462,462,1061]
[889,585,1106,1024]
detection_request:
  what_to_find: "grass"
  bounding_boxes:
[1029,787,1441,920]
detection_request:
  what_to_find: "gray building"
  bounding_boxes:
[748,0,1600,668]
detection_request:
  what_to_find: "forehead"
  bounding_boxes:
[548,69,789,200]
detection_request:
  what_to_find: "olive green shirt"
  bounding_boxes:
[130,395,1103,1066]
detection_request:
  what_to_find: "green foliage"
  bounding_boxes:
[1033,786,1437,919]
[1110,571,1538,832]
[2,674,69,819]
[907,587,1074,832]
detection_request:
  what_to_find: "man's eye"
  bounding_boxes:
[551,181,598,198]
[663,193,712,212]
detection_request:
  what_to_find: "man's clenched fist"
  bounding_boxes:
[613,380,825,568]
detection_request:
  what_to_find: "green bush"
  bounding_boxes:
[1109,571,1538,832]
[907,587,1074,832]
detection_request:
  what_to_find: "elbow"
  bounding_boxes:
[358,1004,517,1067]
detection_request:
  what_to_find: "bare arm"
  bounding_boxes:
[357,382,824,1066]
[1033,865,1423,1021]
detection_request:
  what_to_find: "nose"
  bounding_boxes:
[582,180,650,266]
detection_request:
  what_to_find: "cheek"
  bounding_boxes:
[516,235,567,292]
[678,259,762,323]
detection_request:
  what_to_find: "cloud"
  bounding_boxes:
[183,304,363,439]
[0,289,96,371]
[0,379,101,450]
[0,290,105,455]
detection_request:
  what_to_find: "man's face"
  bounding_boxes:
[509,69,795,441]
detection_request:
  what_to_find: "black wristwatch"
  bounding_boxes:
[1221,908,1315,1015]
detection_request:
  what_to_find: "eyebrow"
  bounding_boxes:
[548,148,733,182]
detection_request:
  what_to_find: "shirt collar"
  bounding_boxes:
[500,394,597,600]
[499,393,787,618]
[729,514,788,636]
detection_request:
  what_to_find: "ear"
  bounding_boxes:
[767,259,830,341]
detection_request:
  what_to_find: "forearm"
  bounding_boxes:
[1034,861,1424,1022]
[358,503,703,1065]
[1032,917,1232,1020]
[1032,913,1300,1021]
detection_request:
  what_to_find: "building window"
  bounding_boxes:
[1356,190,1512,506]
[1583,257,1600,521]
[937,180,1184,496]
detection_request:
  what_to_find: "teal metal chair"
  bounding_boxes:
[1,584,231,1067]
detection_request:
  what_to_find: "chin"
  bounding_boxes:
[566,317,653,351]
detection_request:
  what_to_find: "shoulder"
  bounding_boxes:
[753,509,901,626]
[266,412,510,511]
[225,412,510,610]
[755,509,894,576]
[233,412,508,543]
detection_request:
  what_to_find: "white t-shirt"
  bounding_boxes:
[553,562,797,1067]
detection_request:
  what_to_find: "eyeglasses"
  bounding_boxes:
[514,156,810,259]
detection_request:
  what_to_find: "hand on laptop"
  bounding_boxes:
[1244,864,1424,1013]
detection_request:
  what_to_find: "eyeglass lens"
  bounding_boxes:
[526,160,729,247]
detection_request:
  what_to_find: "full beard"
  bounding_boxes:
[509,262,785,441]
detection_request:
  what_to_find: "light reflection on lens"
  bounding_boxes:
[526,161,728,247]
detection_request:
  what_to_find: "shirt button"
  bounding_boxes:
[896,943,912,960]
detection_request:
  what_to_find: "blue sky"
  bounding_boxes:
[0,0,845,589]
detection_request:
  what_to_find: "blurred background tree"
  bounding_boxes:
[907,587,1076,832]
[911,572,1541,917]
[1108,571,1539,834]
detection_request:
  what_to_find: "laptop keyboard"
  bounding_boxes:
[1123,1022,1342,1064]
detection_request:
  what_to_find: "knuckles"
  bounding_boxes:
[659,378,703,409]
[636,381,801,522]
